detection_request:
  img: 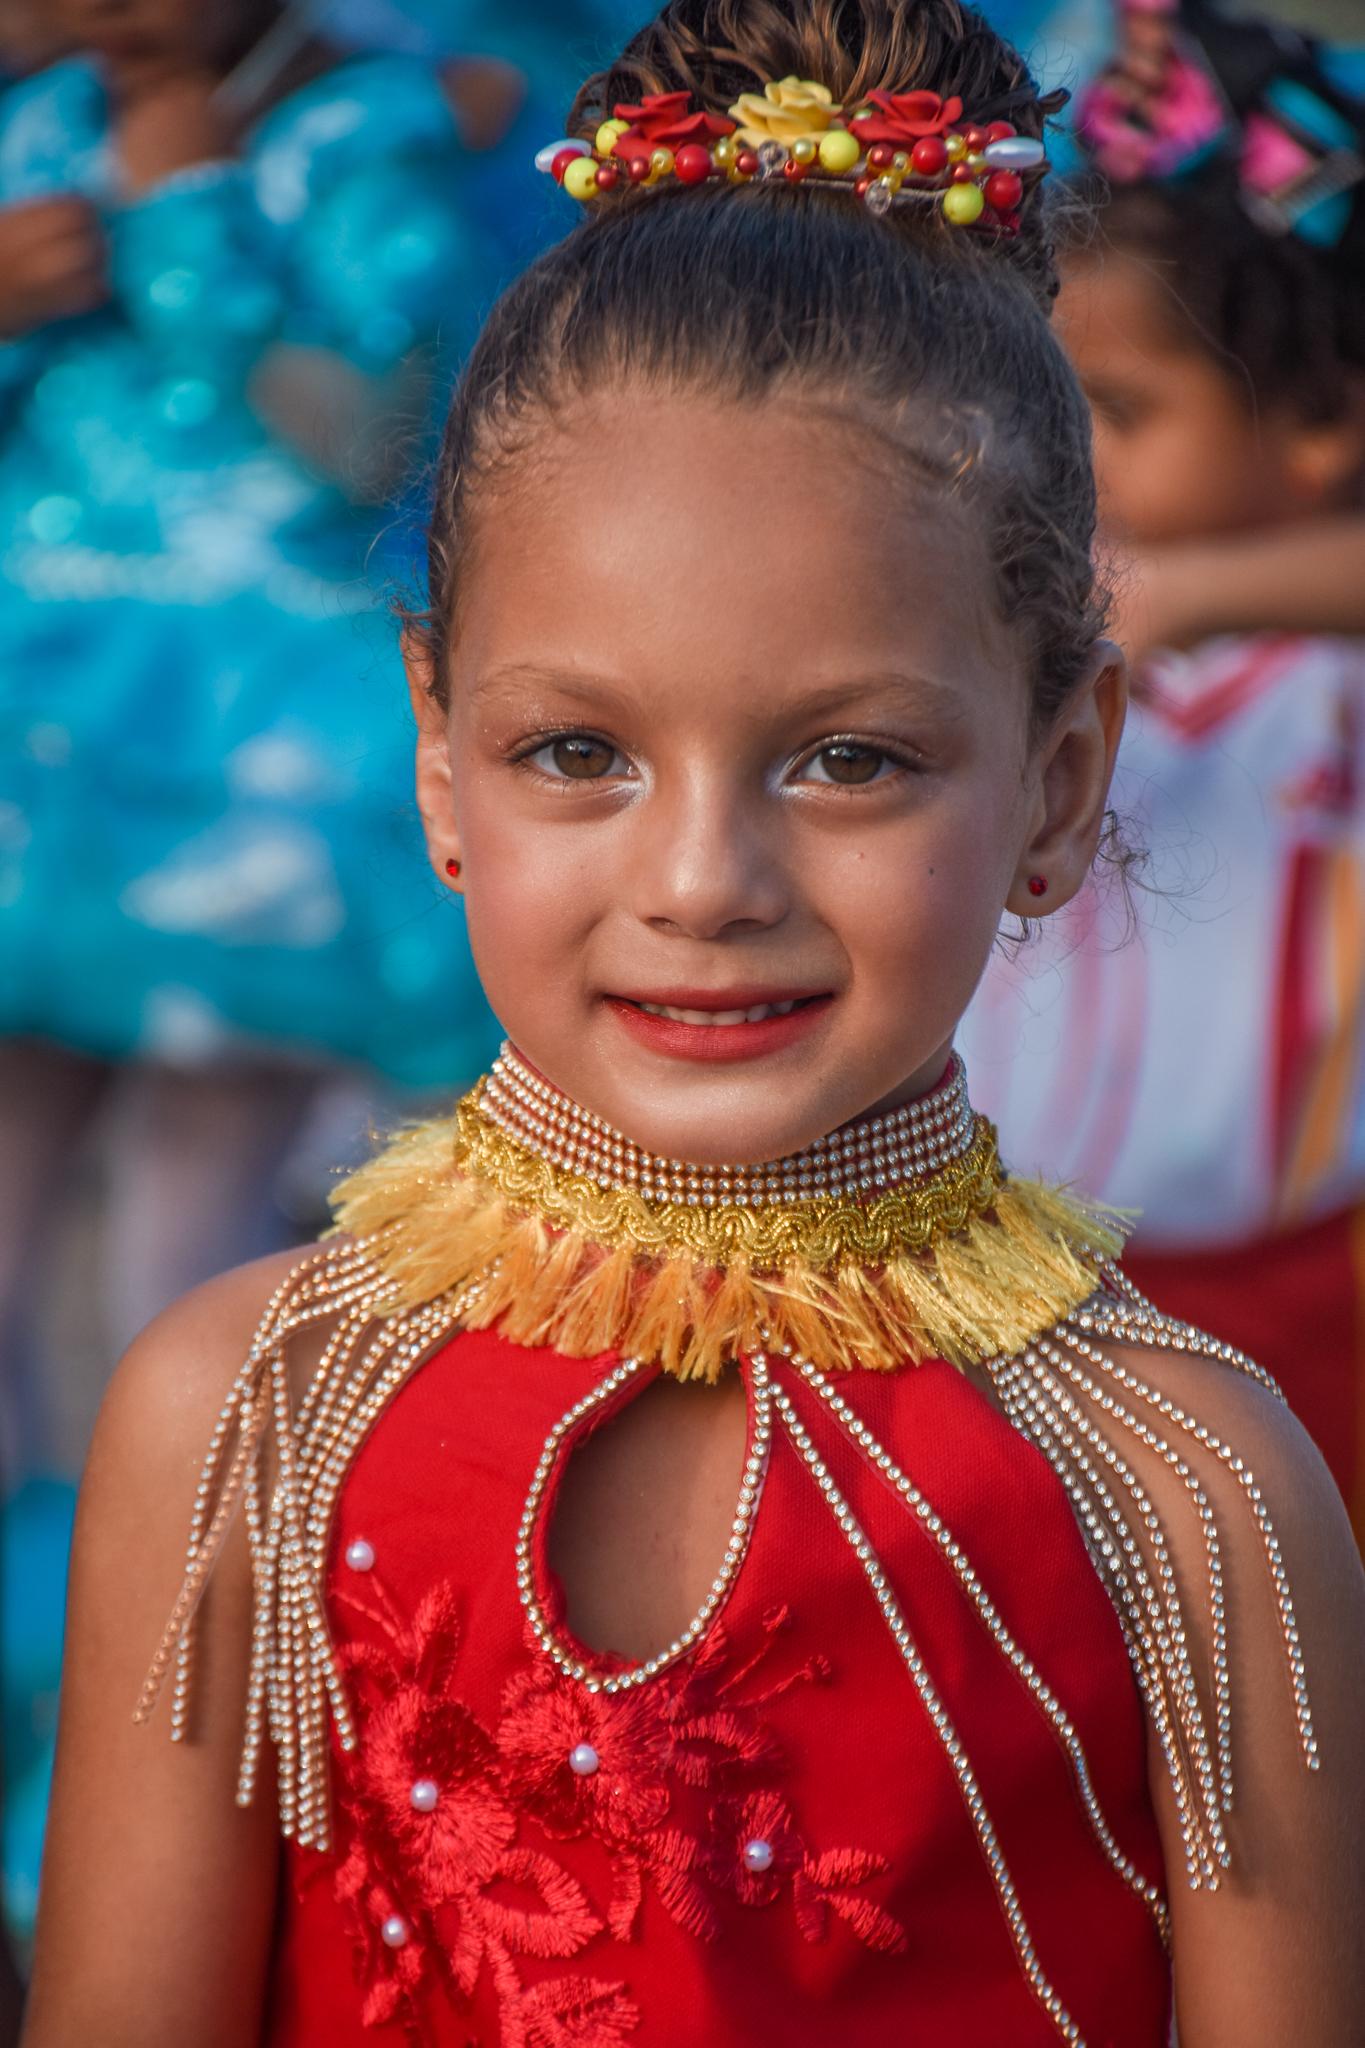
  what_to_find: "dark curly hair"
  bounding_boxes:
[413,0,1106,741]
[1076,1,1365,424]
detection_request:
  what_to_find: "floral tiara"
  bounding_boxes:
[536,76,1048,232]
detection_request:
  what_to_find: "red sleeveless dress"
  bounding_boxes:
[264,1328,1172,2045]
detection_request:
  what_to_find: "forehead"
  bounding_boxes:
[449,389,1017,712]
[1057,249,1200,384]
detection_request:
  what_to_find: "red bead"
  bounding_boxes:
[853,174,872,198]
[910,135,947,176]
[735,148,759,177]
[986,120,1017,143]
[984,169,1023,212]
[1027,875,1047,898]
[963,125,988,151]
[951,162,976,183]
[445,858,462,879]
[595,162,620,191]
[625,153,651,184]
[783,157,809,181]
[868,143,895,170]
[550,147,581,185]
[674,142,712,185]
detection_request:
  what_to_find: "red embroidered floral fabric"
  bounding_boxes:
[331,1574,904,2043]
[265,1331,1173,2047]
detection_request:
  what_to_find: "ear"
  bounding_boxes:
[1006,638,1128,918]
[403,630,463,888]
[1281,404,1365,511]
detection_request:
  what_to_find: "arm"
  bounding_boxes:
[108,65,484,495]
[1115,1341,1365,2045]
[1113,517,1365,669]
[20,1252,306,2048]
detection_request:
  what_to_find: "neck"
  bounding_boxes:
[482,1044,976,1202]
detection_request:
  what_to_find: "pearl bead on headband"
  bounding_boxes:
[536,75,1048,232]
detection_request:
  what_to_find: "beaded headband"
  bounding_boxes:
[536,75,1048,232]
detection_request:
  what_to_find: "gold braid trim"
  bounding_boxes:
[328,1090,1127,1379]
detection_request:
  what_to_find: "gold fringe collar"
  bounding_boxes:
[330,1079,1127,1379]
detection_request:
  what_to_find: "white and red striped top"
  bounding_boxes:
[961,633,1365,1249]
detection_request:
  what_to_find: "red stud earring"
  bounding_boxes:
[444,858,462,879]
[1027,875,1048,898]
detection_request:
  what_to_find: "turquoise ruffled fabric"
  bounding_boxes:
[0,54,499,1089]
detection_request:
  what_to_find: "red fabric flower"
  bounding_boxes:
[611,91,736,157]
[330,1580,901,2037]
[848,89,964,144]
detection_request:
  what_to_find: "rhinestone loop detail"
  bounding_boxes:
[515,1353,773,1695]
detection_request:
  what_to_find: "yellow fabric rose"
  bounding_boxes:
[727,76,840,149]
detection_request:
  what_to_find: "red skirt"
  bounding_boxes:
[1126,1202,1365,1544]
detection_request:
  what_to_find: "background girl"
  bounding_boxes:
[962,0,1365,1534]
[20,3,1365,2044]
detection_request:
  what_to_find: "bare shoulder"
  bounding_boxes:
[1100,1327,1362,1603]
[1093,1327,1365,2044]
[93,1244,318,1461]
[23,1246,335,2048]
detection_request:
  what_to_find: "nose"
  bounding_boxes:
[631,768,789,941]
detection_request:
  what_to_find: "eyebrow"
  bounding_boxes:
[470,664,967,723]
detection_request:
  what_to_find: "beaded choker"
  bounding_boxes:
[331,1047,1124,1379]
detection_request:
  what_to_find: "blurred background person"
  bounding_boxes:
[962,0,1365,1537]
[0,0,502,1476]
[0,0,510,1967]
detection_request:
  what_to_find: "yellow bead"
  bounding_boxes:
[966,151,987,171]
[942,180,985,225]
[563,156,601,202]
[714,134,735,167]
[817,128,861,174]
[945,132,968,162]
[595,117,629,155]
[792,135,817,165]
[650,147,674,176]
[891,151,910,173]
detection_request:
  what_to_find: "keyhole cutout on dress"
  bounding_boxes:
[546,1369,753,1666]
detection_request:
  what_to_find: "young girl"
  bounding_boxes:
[960,0,1365,1532]
[21,2,1365,2042]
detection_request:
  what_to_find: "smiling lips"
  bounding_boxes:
[605,989,834,1062]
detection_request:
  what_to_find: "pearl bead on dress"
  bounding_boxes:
[381,1914,410,1947]
[409,1778,439,1812]
[743,1837,774,1872]
[568,1742,600,1776]
[345,1538,375,1572]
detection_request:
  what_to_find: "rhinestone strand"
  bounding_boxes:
[1015,1343,1228,1874]
[1037,1327,1233,1814]
[481,1043,976,1202]
[768,1381,1085,2045]
[784,1351,1171,1945]
[515,1354,772,1695]
[987,1353,1214,1887]
[1070,1288,1315,1768]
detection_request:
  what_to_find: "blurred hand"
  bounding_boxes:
[114,70,233,195]
[0,196,107,339]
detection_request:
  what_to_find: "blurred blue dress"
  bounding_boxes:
[0,53,498,1091]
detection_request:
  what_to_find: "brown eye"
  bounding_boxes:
[810,743,886,786]
[547,735,618,779]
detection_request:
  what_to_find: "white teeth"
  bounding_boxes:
[634,999,807,1026]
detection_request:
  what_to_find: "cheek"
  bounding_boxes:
[814,778,1018,1010]
[453,773,607,1016]
[1097,410,1275,545]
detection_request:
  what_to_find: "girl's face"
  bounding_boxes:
[1058,248,1354,547]
[412,390,1123,1164]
